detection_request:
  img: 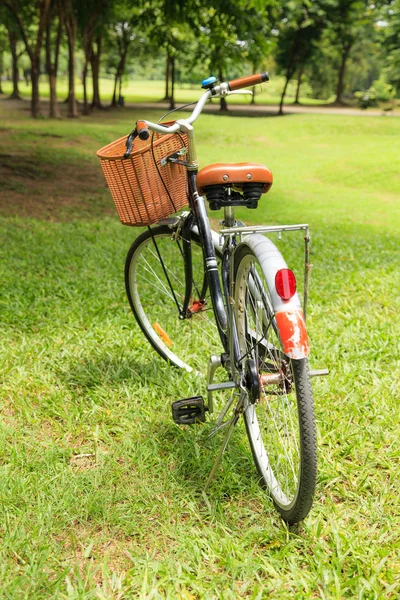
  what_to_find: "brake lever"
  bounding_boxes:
[124,129,138,159]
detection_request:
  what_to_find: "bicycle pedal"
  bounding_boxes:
[171,396,207,425]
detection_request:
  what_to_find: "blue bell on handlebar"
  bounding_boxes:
[201,76,218,90]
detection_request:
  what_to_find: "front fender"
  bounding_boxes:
[236,234,310,360]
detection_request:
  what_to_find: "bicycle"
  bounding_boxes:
[98,73,328,524]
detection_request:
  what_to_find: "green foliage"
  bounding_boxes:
[355,77,396,108]
[1,0,399,110]
[275,0,336,76]
[193,0,274,78]
[306,30,339,99]
[384,0,400,93]
[287,1,391,103]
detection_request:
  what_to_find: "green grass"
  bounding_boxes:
[0,76,331,106]
[0,99,399,598]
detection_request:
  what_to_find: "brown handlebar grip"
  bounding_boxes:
[137,120,150,141]
[228,72,269,91]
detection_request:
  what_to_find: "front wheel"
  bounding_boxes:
[234,243,317,524]
[125,225,222,373]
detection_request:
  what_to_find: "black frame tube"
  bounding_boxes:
[222,246,241,368]
[180,211,195,316]
[187,171,228,342]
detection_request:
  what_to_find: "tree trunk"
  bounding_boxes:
[31,60,40,118]
[251,61,257,104]
[82,33,92,115]
[5,0,51,117]
[335,43,352,105]
[91,35,102,109]
[48,73,59,117]
[0,52,4,94]
[67,35,78,117]
[169,55,175,110]
[46,13,62,119]
[118,75,122,103]
[81,15,95,115]
[111,72,118,107]
[279,75,291,116]
[294,64,304,105]
[111,51,127,107]
[82,58,90,115]
[218,67,227,111]
[61,0,78,118]
[8,28,21,99]
[163,52,171,101]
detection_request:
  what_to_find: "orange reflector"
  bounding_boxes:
[153,323,173,348]
[275,269,296,300]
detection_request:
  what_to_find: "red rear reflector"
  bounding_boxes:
[275,269,296,300]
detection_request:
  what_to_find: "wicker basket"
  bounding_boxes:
[97,122,189,226]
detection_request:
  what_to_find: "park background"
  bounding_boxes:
[0,0,399,598]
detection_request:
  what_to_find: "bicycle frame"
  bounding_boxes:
[121,73,331,519]
[144,78,312,377]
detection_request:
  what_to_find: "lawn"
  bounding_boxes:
[0,76,331,106]
[0,97,399,598]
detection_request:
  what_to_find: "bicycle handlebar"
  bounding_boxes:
[228,72,269,91]
[137,120,150,140]
[127,72,269,146]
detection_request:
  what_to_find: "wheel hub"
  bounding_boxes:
[245,359,260,404]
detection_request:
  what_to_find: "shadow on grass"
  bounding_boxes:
[153,417,259,499]
[55,354,163,390]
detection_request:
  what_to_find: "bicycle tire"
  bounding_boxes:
[234,242,317,523]
[125,225,222,373]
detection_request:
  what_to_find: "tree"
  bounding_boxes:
[107,1,140,108]
[45,0,62,118]
[143,0,194,110]
[7,19,24,99]
[329,0,370,105]
[384,0,400,93]
[91,1,113,109]
[76,1,96,115]
[1,6,24,99]
[246,19,277,104]
[75,0,112,111]
[90,34,102,108]
[0,20,6,94]
[305,30,338,100]
[2,0,51,117]
[59,0,78,117]
[275,0,335,115]
[197,0,277,111]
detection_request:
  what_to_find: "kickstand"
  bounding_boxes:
[204,410,240,493]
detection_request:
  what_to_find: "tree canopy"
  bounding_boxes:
[0,0,397,117]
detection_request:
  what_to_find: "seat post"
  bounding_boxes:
[223,205,235,227]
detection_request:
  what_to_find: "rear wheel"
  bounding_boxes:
[125,225,222,373]
[234,243,317,523]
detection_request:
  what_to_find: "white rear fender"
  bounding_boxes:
[235,234,310,360]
